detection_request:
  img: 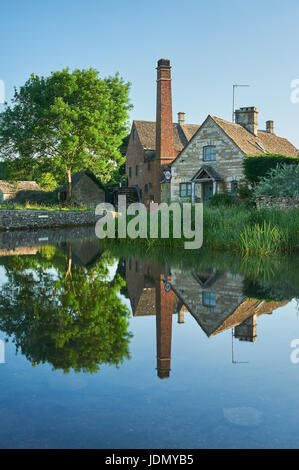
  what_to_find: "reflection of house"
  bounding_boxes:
[0,246,39,257]
[126,259,289,378]
[171,268,288,342]
[60,239,102,268]
[59,171,105,207]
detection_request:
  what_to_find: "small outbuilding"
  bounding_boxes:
[0,180,41,202]
[58,171,106,208]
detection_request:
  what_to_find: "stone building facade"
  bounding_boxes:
[170,110,298,203]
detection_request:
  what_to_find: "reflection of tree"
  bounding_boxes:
[0,245,132,373]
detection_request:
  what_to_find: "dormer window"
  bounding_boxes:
[203,145,216,162]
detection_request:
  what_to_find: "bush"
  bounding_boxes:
[209,193,237,207]
[243,154,299,183]
[254,163,299,197]
[238,181,253,199]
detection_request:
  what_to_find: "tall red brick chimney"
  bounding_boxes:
[153,58,175,203]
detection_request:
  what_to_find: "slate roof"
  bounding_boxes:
[133,120,200,152]
[210,115,298,157]
[60,171,105,192]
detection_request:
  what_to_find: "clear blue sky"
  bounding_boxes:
[1,0,299,147]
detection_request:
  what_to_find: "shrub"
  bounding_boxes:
[243,154,299,183]
[254,163,299,197]
[238,181,253,200]
[209,193,237,207]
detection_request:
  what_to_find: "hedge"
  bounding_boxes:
[243,153,299,183]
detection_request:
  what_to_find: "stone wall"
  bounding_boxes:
[256,196,299,210]
[0,209,101,231]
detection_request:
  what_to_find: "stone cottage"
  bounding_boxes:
[0,180,41,202]
[58,171,105,207]
[170,108,298,203]
[126,59,298,205]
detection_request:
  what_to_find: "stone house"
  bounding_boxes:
[59,171,105,207]
[126,59,298,205]
[0,180,41,202]
[170,109,298,203]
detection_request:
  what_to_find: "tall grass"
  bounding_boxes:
[239,221,283,255]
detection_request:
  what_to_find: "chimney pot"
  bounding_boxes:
[178,112,185,125]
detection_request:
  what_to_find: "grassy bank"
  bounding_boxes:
[109,206,299,255]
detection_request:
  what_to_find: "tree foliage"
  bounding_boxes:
[0,68,132,200]
[254,163,299,197]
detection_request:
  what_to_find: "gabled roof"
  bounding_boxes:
[60,171,105,192]
[171,115,298,166]
[210,115,298,157]
[133,120,200,152]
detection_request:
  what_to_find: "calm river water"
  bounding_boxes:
[0,230,298,449]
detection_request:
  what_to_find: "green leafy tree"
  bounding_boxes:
[0,68,132,202]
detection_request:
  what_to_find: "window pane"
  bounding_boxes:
[203,146,216,161]
[202,291,216,307]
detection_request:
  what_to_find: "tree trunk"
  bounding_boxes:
[66,168,72,204]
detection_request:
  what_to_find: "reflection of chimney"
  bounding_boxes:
[234,315,257,342]
[235,106,258,136]
[178,112,185,125]
[178,309,185,324]
[266,120,274,134]
[156,276,174,379]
